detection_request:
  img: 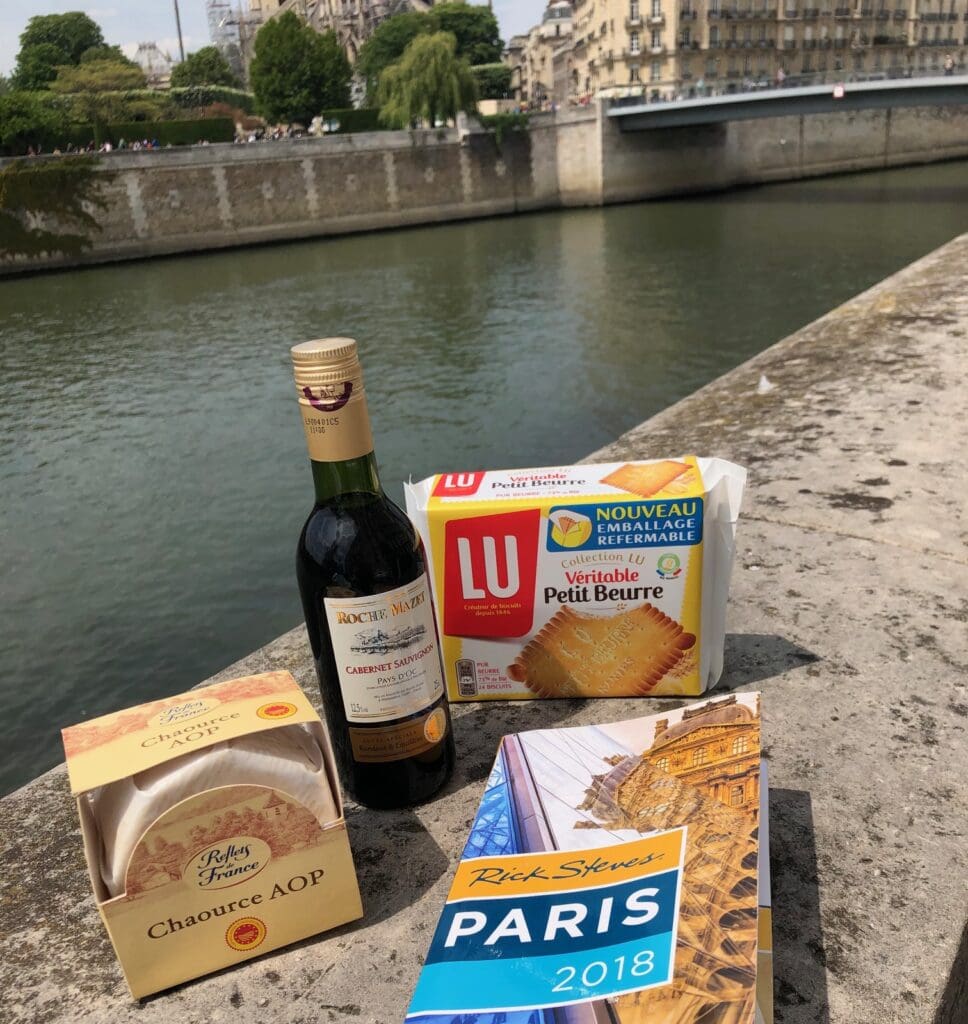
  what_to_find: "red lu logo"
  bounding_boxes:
[432,472,486,498]
[444,510,541,638]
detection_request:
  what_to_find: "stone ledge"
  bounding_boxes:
[1,234,966,1023]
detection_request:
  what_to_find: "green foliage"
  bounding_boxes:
[167,86,256,113]
[0,91,70,154]
[171,46,240,88]
[359,4,502,98]
[250,12,351,124]
[79,44,136,66]
[18,12,105,65]
[50,60,148,125]
[104,118,236,147]
[471,63,512,100]
[0,75,9,97]
[479,111,529,145]
[0,155,104,258]
[357,12,430,95]
[377,32,477,129]
[319,108,383,133]
[11,43,66,91]
[430,4,503,66]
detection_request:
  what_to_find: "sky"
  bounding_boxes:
[0,1,546,77]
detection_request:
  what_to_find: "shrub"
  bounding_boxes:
[471,63,512,100]
[318,108,383,133]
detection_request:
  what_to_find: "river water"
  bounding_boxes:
[2,160,967,795]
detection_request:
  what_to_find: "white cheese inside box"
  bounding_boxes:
[61,671,363,999]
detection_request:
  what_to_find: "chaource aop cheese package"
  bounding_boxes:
[405,457,746,700]
[406,693,773,1024]
[61,671,363,999]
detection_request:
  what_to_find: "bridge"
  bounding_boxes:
[608,74,968,130]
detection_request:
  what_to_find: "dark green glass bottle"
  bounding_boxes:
[292,338,455,809]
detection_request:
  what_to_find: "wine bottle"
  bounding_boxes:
[291,338,455,809]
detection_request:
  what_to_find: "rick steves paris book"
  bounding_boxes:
[406,693,773,1024]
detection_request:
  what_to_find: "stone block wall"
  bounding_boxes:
[2,103,967,275]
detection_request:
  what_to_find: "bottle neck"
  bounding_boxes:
[311,451,382,503]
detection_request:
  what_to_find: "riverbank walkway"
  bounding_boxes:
[1,233,966,1022]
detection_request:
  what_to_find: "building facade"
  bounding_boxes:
[545,0,968,100]
[505,2,575,107]
[250,0,435,64]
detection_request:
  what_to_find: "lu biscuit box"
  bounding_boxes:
[405,693,772,1024]
[405,457,746,700]
[61,671,363,999]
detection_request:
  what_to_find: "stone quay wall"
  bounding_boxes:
[2,102,968,275]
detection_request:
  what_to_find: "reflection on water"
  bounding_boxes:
[1,160,967,795]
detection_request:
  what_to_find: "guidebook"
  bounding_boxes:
[406,693,773,1024]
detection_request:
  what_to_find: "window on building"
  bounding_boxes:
[682,57,692,75]
[652,0,663,16]
[682,26,692,44]
[630,63,642,81]
[732,735,748,755]
[655,756,670,771]
[744,54,752,71]
[854,51,864,69]
[834,56,843,70]
[651,58,662,79]
[710,25,720,42]
[630,30,641,52]
[693,746,708,766]
[873,50,882,68]
[630,0,640,17]
[651,28,662,48]
[784,24,795,42]
[730,785,745,806]
[707,56,718,73]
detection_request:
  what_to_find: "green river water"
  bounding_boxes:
[1,159,967,795]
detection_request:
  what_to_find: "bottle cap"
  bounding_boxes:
[291,338,373,462]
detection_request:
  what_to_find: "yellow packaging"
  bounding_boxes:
[61,671,363,999]
[405,457,746,700]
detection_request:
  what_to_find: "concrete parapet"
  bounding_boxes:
[1,233,966,1022]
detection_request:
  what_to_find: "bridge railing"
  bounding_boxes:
[606,65,968,107]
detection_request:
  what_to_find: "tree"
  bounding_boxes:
[0,75,9,96]
[356,11,431,96]
[250,12,351,124]
[11,43,67,91]
[377,32,477,129]
[17,12,105,67]
[472,63,512,100]
[49,60,148,125]
[0,91,69,155]
[171,46,240,88]
[429,3,502,66]
[79,44,137,67]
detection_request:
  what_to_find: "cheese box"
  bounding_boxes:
[61,671,363,999]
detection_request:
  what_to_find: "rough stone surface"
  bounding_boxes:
[1,235,966,1023]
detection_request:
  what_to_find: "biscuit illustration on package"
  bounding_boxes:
[508,605,696,697]
[601,460,693,498]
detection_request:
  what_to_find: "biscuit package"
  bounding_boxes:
[61,671,363,999]
[405,457,746,700]
[406,693,772,1024]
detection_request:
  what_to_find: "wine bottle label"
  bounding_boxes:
[323,577,446,727]
[348,707,448,764]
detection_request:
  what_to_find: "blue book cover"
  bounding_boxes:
[406,693,772,1024]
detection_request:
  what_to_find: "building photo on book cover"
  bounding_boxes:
[406,693,772,1024]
